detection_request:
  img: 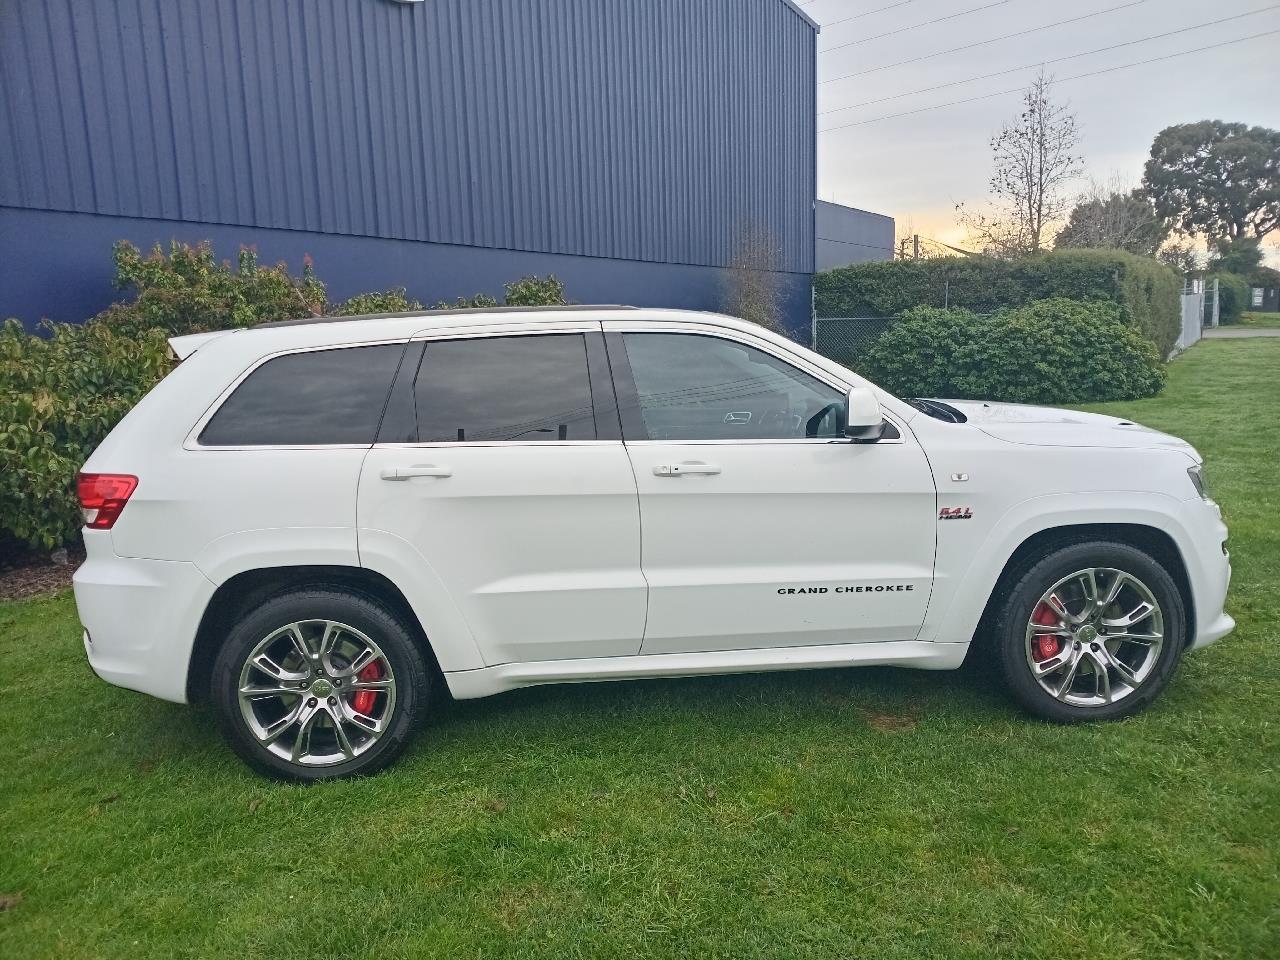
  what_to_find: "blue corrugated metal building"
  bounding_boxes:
[0,0,825,336]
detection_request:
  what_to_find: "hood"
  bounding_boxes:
[934,399,1200,458]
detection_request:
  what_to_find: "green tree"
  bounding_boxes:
[1055,187,1167,256]
[1142,121,1280,242]
[1207,236,1263,276]
[1157,238,1202,276]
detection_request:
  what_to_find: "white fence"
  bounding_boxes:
[1175,278,1219,355]
[1177,290,1203,354]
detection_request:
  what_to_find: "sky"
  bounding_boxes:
[805,0,1280,259]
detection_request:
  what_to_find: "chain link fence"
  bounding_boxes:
[812,316,894,362]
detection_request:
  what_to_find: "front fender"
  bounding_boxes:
[920,491,1203,646]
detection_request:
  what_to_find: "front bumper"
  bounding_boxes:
[1186,500,1233,651]
[73,531,217,703]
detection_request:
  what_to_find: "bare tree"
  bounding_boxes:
[957,71,1083,258]
[722,225,787,335]
[1157,237,1203,276]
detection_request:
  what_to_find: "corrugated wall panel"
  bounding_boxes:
[0,0,815,273]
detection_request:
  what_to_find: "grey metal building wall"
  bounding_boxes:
[0,0,816,275]
[815,201,895,271]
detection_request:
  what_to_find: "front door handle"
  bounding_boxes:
[653,462,721,477]
[380,465,452,481]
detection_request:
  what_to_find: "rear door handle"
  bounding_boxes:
[653,462,721,477]
[380,465,452,481]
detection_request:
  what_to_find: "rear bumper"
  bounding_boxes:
[73,531,216,703]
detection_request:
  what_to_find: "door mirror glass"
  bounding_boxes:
[844,386,885,441]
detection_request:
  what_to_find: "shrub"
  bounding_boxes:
[815,249,1183,358]
[1,242,577,549]
[98,242,327,337]
[502,275,567,306]
[431,294,500,310]
[1209,273,1250,325]
[860,299,1165,404]
[99,242,567,334]
[0,320,172,549]
[854,307,985,398]
[331,288,424,316]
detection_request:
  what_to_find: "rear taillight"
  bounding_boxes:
[76,473,138,529]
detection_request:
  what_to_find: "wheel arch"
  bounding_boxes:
[973,523,1195,652]
[186,565,442,704]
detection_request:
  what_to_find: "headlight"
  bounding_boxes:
[1187,464,1211,501]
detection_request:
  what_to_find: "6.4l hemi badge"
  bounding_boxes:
[939,506,973,520]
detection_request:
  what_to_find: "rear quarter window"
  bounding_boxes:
[198,343,405,446]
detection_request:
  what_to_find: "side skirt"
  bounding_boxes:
[443,640,969,699]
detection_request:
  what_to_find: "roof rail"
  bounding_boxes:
[253,304,639,329]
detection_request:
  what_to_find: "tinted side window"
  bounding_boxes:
[621,333,845,441]
[414,334,596,442]
[199,343,404,446]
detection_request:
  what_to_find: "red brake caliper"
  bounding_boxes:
[1031,602,1063,662]
[351,659,383,715]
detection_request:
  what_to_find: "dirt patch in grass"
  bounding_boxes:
[860,709,918,733]
[0,547,82,602]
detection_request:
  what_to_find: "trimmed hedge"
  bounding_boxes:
[815,249,1183,358]
[859,299,1166,405]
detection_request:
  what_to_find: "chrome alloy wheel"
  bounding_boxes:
[1024,567,1165,708]
[237,620,397,767]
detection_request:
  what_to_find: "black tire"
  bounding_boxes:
[992,540,1186,723]
[211,588,429,781]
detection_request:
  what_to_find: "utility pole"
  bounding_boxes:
[913,234,920,261]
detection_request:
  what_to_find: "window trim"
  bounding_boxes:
[603,328,905,445]
[185,338,411,451]
[377,328,622,449]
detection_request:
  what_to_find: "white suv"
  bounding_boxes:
[73,306,1233,780]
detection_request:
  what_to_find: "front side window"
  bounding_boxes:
[620,333,845,441]
[199,343,405,446]
[414,334,596,442]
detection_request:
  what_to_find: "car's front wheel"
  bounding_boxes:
[993,541,1186,722]
[211,588,428,781]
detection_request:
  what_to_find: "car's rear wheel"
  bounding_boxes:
[993,541,1186,722]
[211,589,428,781]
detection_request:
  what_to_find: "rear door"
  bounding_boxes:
[605,323,937,655]
[358,325,646,665]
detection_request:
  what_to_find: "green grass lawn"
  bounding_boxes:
[1241,310,1280,329]
[3,340,1277,960]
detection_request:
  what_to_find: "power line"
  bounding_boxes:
[818,5,1280,116]
[820,0,1148,84]
[818,28,1280,132]
[821,1,922,29]
[820,0,1013,54]
[818,235,898,250]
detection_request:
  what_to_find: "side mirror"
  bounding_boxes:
[844,386,885,442]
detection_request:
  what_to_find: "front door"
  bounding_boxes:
[606,326,937,655]
[358,328,646,665]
